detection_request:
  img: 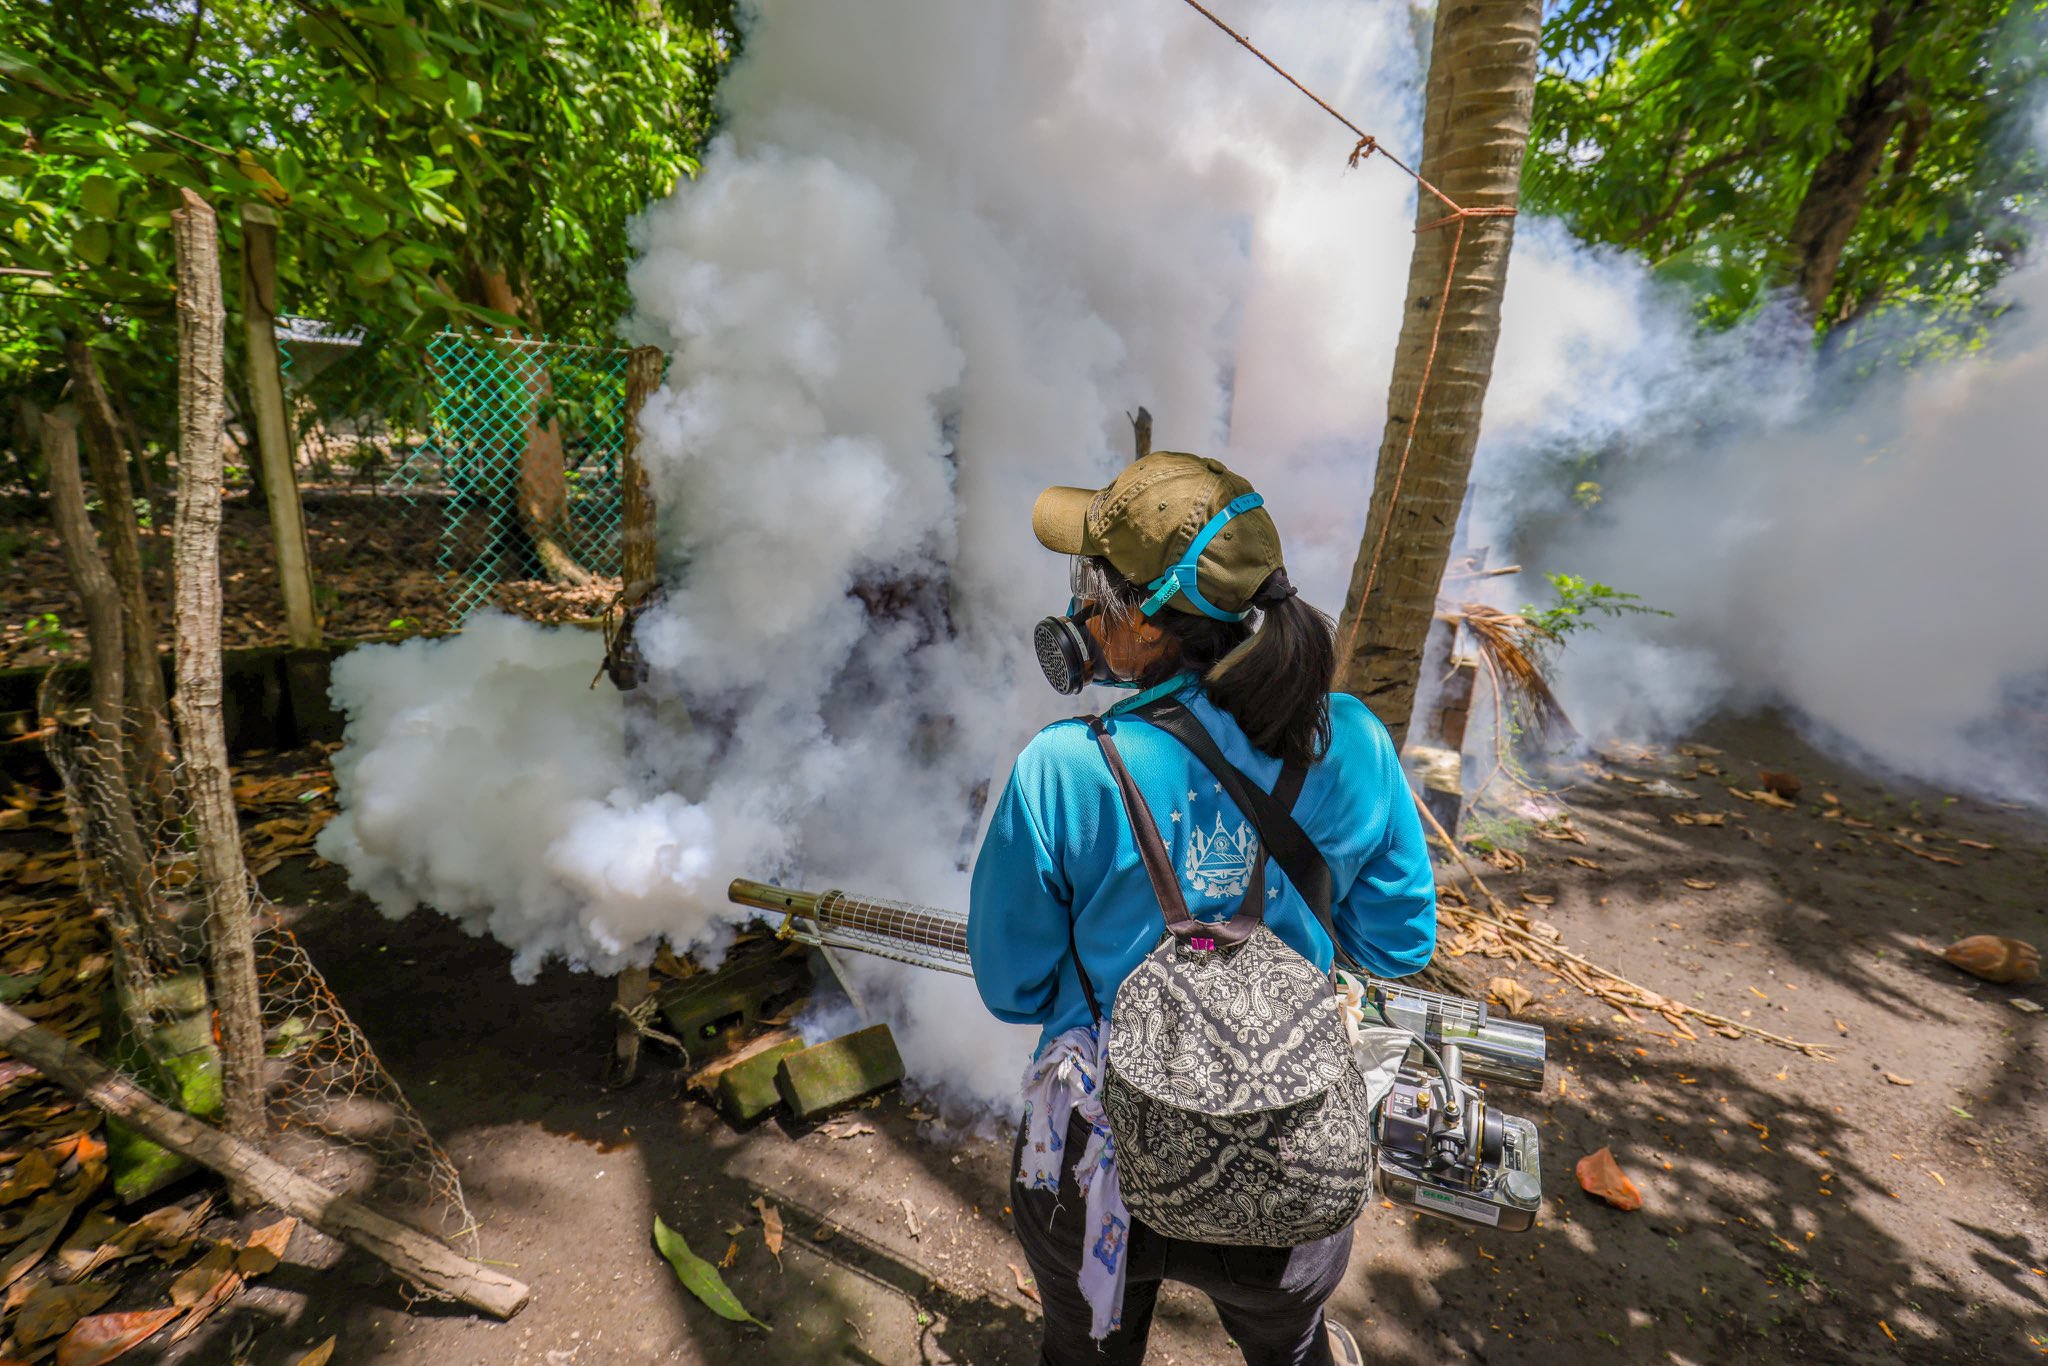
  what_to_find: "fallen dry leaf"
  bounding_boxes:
[0,1149,58,1204]
[1574,1147,1643,1211]
[897,1198,922,1241]
[1486,978,1534,1017]
[1956,838,1996,852]
[0,1191,84,1290]
[1676,742,1722,758]
[1757,770,1802,799]
[1941,935,2039,984]
[236,1216,297,1276]
[13,1281,115,1345]
[717,1239,738,1269]
[1565,856,1603,871]
[1883,1072,1914,1087]
[1484,847,1526,873]
[53,1307,181,1366]
[1683,879,1718,891]
[1520,892,1555,908]
[752,1197,784,1268]
[1009,1262,1040,1303]
[169,1244,236,1308]
[1671,812,1728,828]
[295,1338,337,1366]
[1639,779,1699,801]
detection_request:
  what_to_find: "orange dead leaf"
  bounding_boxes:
[751,1197,783,1268]
[1486,977,1534,1017]
[1010,1262,1039,1303]
[53,1307,181,1366]
[236,1216,297,1276]
[1574,1147,1643,1211]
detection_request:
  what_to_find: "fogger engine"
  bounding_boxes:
[1351,974,1548,1232]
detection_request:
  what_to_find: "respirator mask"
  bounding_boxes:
[1033,558,1113,696]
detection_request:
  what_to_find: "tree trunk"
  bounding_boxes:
[474,267,593,587]
[0,1002,530,1319]
[40,409,163,949]
[608,344,666,1088]
[65,340,176,824]
[171,189,267,1145]
[1784,2,1926,324]
[238,204,321,647]
[1332,0,1544,750]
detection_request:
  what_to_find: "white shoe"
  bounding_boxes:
[1327,1318,1365,1365]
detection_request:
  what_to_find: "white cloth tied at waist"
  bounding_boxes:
[1017,1023,1129,1340]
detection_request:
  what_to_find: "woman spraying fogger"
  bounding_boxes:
[968,452,1437,1366]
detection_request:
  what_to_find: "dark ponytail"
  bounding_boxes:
[1083,560,1335,767]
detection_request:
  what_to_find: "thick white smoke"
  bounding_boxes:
[1534,246,2048,805]
[320,0,2040,1099]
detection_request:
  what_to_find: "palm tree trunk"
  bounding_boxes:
[1332,0,1543,750]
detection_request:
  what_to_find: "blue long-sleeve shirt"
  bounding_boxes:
[967,684,1437,1056]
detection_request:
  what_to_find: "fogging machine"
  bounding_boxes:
[727,878,1548,1232]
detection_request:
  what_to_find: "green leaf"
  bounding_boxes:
[451,77,483,119]
[652,1217,769,1330]
[78,175,121,218]
[350,240,394,286]
[72,222,112,265]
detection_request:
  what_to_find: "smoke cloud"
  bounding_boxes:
[1531,246,2048,805]
[316,0,2045,1102]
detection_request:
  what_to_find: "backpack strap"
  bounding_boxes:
[1068,715,1268,1023]
[1135,699,1362,973]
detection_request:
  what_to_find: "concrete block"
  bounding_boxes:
[656,952,809,1048]
[775,1024,904,1120]
[716,1038,807,1123]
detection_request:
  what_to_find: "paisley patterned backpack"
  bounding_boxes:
[1076,704,1375,1246]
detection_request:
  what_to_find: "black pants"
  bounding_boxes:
[1009,1115,1350,1366]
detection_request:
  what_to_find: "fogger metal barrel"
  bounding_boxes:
[728,879,973,975]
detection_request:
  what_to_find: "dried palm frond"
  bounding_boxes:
[1450,602,1575,746]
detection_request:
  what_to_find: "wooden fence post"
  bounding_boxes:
[173,190,268,1143]
[238,203,320,647]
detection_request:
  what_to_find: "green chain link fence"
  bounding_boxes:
[281,329,638,620]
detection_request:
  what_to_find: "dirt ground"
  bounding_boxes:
[9,713,2047,1364]
[0,491,612,669]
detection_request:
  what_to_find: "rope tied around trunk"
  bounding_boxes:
[1174,0,1520,663]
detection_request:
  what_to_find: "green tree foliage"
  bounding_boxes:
[1529,0,2048,340]
[0,0,727,466]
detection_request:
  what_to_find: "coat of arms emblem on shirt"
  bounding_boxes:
[1184,812,1258,898]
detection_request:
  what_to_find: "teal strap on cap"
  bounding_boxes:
[1140,492,1264,621]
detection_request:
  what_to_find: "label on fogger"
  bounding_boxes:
[1415,1186,1501,1227]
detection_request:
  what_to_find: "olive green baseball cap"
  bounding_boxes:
[1032,451,1284,617]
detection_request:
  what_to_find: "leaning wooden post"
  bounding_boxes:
[0,1002,529,1318]
[239,204,320,647]
[173,190,268,1143]
[66,341,176,825]
[608,344,666,1088]
[41,410,162,941]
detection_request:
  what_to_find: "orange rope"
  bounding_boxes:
[1171,0,1519,674]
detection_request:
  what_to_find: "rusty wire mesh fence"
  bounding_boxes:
[282,329,635,620]
[40,675,478,1262]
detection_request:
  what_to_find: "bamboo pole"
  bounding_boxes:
[239,204,320,647]
[0,1002,529,1318]
[172,190,268,1142]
